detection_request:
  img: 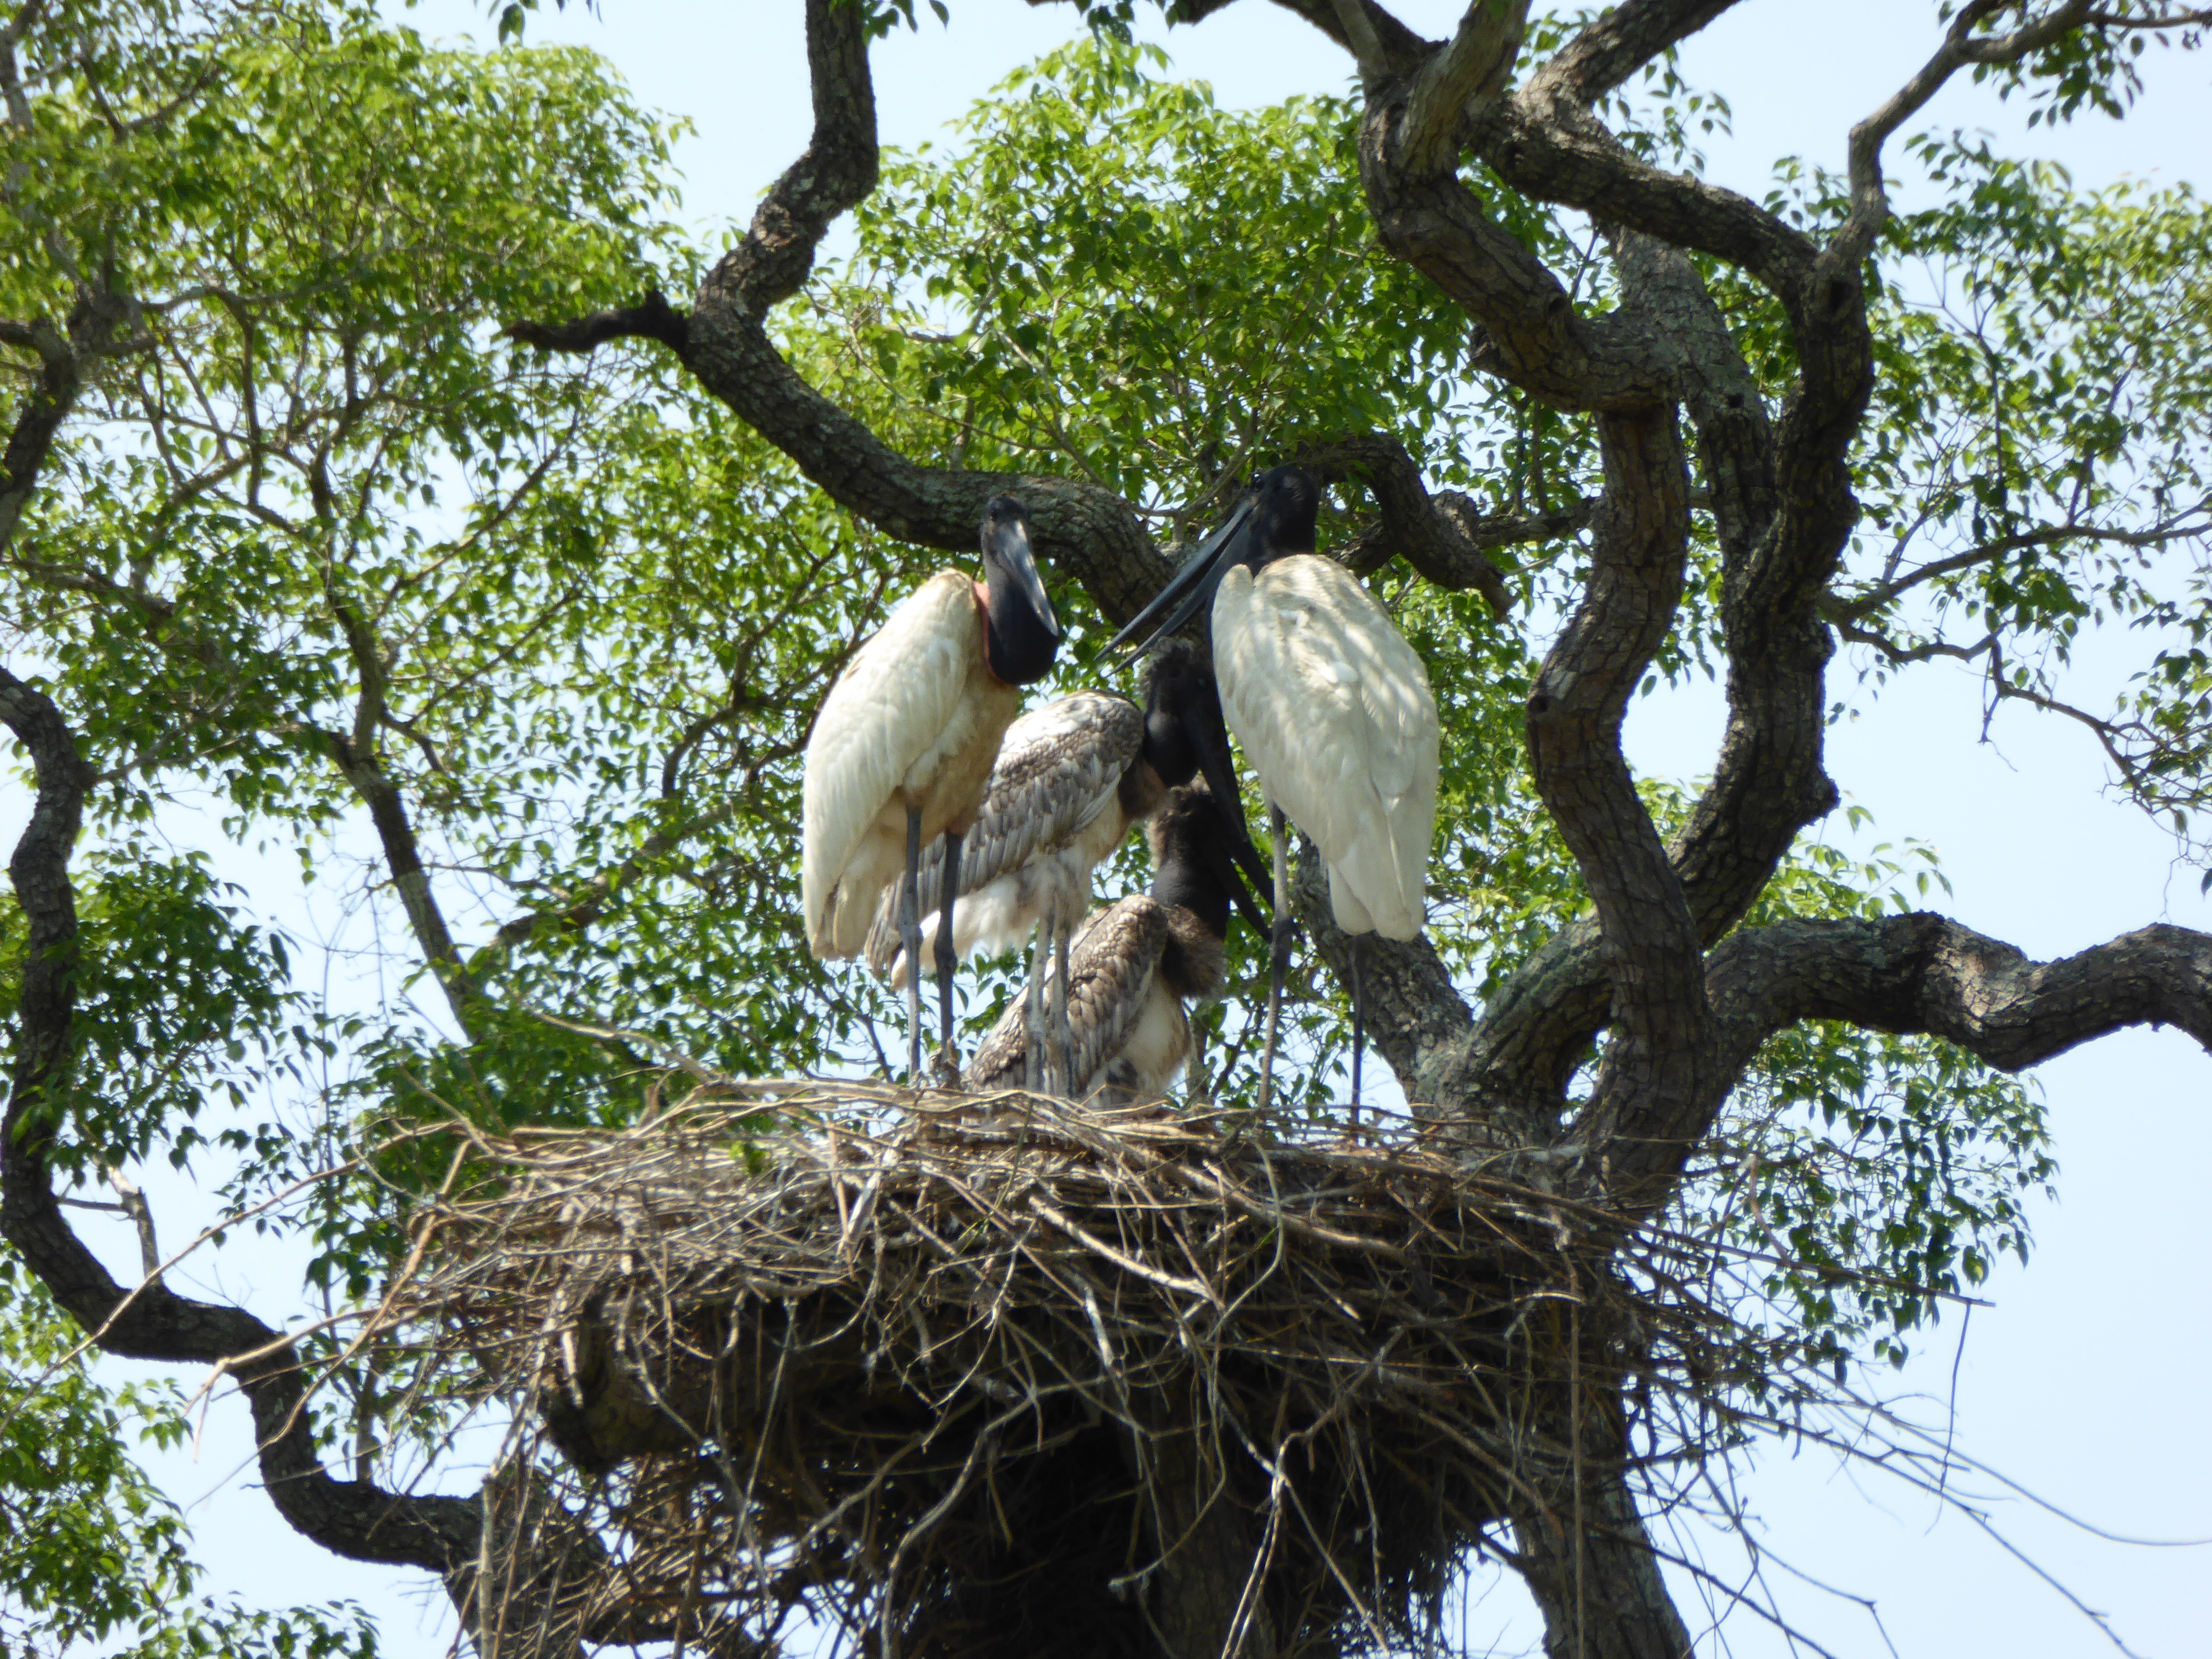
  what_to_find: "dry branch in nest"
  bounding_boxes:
[376,1083,1770,1659]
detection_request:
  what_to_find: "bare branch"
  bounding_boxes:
[1825,511,2211,621]
[1709,912,2212,1074]
[1832,0,2090,268]
[0,665,482,1579]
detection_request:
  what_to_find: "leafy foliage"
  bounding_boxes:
[0,1259,377,1657]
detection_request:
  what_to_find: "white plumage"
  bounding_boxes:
[802,570,1018,960]
[1214,554,1438,939]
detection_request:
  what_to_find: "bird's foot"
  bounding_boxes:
[930,1046,964,1092]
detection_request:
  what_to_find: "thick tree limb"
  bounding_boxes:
[1354,110,1679,411]
[1520,408,1720,1209]
[1299,433,1519,612]
[1707,912,2212,1076]
[1545,0,1745,102]
[511,0,1175,627]
[1,315,85,553]
[1509,1458,1696,1659]
[1397,0,1530,175]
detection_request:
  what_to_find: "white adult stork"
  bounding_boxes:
[1106,464,1440,1115]
[802,496,1061,1083]
[967,780,1269,1102]
[859,641,1268,1091]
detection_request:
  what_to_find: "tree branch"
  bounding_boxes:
[1520,408,1720,1210]
[1707,911,2212,1076]
[0,664,483,1581]
[1298,433,1521,612]
[510,0,1176,627]
[504,288,689,355]
[1824,511,2210,621]
[1265,0,1433,80]
[1831,0,2089,268]
[1544,0,1746,102]
[1289,837,1474,1116]
[1397,0,1530,175]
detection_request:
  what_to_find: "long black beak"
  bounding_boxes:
[1223,851,1272,940]
[987,513,1059,639]
[1101,496,1253,658]
[1191,723,1274,904]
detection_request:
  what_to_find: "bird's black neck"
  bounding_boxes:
[1151,854,1231,946]
[1140,703,1198,788]
[981,580,1059,684]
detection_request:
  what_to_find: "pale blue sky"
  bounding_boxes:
[24,3,2208,1655]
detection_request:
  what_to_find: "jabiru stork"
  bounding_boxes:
[858,640,1268,1092]
[802,496,1060,1083]
[1106,464,1439,1117]
[967,779,1270,1102]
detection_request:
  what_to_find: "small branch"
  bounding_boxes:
[1825,511,2211,621]
[1831,0,2090,268]
[104,1165,161,1283]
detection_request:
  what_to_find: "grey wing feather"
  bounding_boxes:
[863,693,1143,971]
[967,897,1169,1093]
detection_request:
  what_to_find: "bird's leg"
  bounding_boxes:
[1349,933,1365,1140]
[1024,921,1048,1094]
[933,829,965,1089]
[901,806,924,1087]
[1257,801,1289,1116]
[1053,904,1074,1099]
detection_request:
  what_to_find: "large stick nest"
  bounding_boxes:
[383,1084,1747,1659]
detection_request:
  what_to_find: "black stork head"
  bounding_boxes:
[1148,778,1272,948]
[1137,639,1274,902]
[979,495,1061,685]
[1103,464,1322,660]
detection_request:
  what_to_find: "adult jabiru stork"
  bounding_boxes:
[802,496,1060,1083]
[859,640,1269,1092]
[1106,464,1439,1117]
[967,779,1269,1102]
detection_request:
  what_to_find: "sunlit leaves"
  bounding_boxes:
[0,1259,378,1656]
